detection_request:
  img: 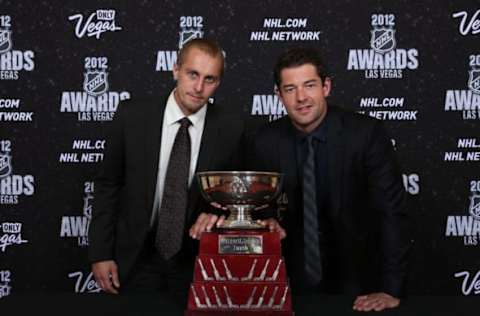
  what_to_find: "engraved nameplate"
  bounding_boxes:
[218,235,263,254]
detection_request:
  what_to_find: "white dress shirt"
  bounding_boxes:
[150,90,207,226]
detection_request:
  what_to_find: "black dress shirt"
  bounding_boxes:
[292,114,346,292]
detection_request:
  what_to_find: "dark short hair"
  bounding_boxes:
[177,38,225,76]
[273,47,330,87]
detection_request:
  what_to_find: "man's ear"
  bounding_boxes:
[274,85,285,105]
[274,84,281,96]
[172,63,179,81]
[323,77,332,97]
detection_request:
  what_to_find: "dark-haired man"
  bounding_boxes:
[89,39,244,303]
[247,47,410,312]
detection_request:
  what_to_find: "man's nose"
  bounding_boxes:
[194,79,204,93]
[296,87,307,102]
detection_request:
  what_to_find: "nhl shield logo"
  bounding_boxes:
[83,194,93,219]
[469,194,480,220]
[178,29,203,49]
[468,69,480,94]
[0,153,12,179]
[0,30,12,54]
[83,71,109,96]
[370,28,396,53]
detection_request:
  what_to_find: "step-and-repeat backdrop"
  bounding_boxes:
[1,0,479,297]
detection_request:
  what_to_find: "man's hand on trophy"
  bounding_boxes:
[256,219,287,239]
[190,212,226,240]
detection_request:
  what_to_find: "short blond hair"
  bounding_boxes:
[177,38,225,76]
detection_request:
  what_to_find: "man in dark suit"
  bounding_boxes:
[246,47,410,312]
[88,39,244,302]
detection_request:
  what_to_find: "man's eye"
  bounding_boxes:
[205,77,217,84]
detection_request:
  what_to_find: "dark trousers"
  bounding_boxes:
[121,232,194,307]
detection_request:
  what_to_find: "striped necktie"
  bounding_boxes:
[303,135,322,284]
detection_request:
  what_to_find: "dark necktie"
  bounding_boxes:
[303,135,322,284]
[155,117,192,260]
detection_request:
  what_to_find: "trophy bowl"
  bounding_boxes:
[197,171,283,229]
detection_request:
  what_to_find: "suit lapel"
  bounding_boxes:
[145,98,166,215]
[277,119,299,211]
[186,104,220,220]
[326,108,345,215]
[195,105,219,173]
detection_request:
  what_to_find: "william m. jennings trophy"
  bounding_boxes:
[185,171,294,316]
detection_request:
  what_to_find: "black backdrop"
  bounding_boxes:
[1,0,480,297]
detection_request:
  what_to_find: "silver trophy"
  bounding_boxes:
[197,171,283,229]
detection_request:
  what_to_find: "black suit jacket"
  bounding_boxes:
[88,95,245,281]
[246,106,410,297]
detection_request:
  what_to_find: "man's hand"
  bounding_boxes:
[92,260,120,294]
[257,218,286,239]
[353,292,400,312]
[189,212,225,240]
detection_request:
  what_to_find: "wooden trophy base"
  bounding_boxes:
[185,230,294,316]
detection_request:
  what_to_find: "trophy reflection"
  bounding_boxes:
[186,171,294,316]
[198,171,282,229]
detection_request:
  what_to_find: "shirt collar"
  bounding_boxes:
[294,112,329,143]
[165,89,207,128]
